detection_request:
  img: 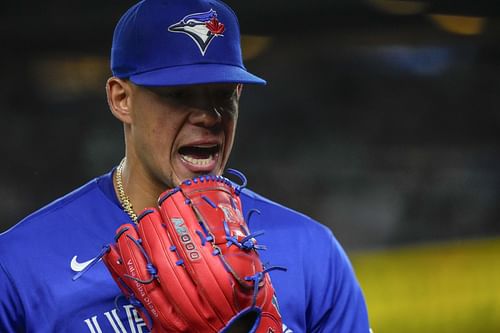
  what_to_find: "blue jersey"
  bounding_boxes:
[0,170,370,332]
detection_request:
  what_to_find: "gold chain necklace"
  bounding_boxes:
[115,158,138,223]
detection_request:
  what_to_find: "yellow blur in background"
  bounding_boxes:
[352,238,500,333]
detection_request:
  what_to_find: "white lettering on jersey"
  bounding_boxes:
[104,309,128,333]
[124,304,148,333]
[85,304,292,333]
[84,305,146,333]
[84,316,103,333]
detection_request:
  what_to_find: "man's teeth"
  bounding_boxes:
[182,154,214,166]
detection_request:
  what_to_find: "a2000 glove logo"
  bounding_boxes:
[172,217,200,261]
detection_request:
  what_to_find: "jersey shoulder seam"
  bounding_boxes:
[1,179,100,236]
[24,179,98,219]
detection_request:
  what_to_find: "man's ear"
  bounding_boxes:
[236,83,243,100]
[106,77,133,124]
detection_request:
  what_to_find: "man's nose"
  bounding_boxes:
[188,106,222,128]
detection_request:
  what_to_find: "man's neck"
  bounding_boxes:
[113,158,167,220]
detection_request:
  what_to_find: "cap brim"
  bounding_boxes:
[129,63,266,86]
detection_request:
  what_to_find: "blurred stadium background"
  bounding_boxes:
[1,0,499,331]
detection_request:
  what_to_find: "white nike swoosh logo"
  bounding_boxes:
[70,255,101,272]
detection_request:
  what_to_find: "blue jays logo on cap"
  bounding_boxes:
[111,0,266,86]
[168,9,225,56]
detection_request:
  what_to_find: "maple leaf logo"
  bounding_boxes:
[206,17,225,35]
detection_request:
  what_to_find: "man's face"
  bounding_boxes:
[127,82,241,189]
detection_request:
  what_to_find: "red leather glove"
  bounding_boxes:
[103,172,285,332]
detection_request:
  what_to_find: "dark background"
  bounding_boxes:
[1,0,499,250]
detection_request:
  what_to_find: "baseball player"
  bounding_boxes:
[0,0,370,332]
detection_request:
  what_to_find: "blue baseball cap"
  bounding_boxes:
[111,0,266,86]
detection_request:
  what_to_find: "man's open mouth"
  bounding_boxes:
[178,144,220,167]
